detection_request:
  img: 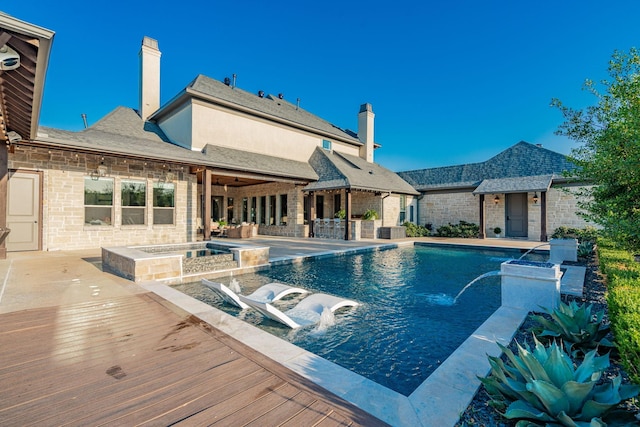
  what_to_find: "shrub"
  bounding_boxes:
[529,301,613,356]
[551,226,599,244]
[403,222,430,237]
[577,240,594,258]
[435,221,479,238]
[599,239,640,384]
[334,209,346,219]
[480,336,639,426]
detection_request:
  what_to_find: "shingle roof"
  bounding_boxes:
[36,107,317,181]
[397,141,577,191]
[473,175,553,194]
[179,75,362,145]
[305,147,419,195]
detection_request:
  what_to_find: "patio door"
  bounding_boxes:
[6,171,41,251]
[506,193,527,238]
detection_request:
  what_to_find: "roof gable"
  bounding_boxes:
[398,141,577,190]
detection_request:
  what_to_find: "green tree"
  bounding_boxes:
[552,48,640,253]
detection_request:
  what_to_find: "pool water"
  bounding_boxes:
[175,244,546,396]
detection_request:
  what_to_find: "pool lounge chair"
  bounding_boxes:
[238,292,359,329]
[202,279,308,310]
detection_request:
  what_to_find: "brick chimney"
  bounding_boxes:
[358,103,375,162]
[139,36,161,121]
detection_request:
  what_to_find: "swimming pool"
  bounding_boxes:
[175,244,545,396]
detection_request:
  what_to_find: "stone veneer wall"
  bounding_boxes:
[546,185,593,232]
[9,146,197,251]
[420,191,478,231]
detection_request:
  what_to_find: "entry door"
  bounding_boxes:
[506,193,528,238]
[6,171,41,251]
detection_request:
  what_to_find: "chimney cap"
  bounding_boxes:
[359,103,373,113]
[141,36,159,50]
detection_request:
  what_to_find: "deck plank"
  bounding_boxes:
[0,293,388,427]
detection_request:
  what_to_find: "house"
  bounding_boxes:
[397,141,591,241]
[2,32,417,253]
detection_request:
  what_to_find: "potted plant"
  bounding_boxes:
[334,209,346,219]
[362,209,379,220]
[493,227,502,238]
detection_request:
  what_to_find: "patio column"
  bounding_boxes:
[540,191,548,242]
[203,169,212,240]
[309,191,315,237]
[345,189,352,240]
[0,144,7,259]
[478,194,486,239]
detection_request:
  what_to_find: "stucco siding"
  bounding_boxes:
[189,102,360,161]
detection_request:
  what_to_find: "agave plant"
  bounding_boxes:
[578,241,594,258]
[480,336,639,426]
[530,301,614,356]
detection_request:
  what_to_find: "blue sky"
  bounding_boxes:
[4,1,640,170]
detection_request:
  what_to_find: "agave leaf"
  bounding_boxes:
[618,383,640,400]
[576,399,615,421]
[504,399,556,422]
[501,342,536,382]
[533,334,551,362]
[544,343,575,388]
[555,410,588,426]
[526,380,570,416]
[518,343,552,383]
[574,350,608,383]
[561,381,595,415]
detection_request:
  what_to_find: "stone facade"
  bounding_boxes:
[416,187,592,241]
[9,146,197,251]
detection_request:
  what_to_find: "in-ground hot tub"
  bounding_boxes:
[102,241,269,284]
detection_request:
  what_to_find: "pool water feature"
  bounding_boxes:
[176,244,546,396]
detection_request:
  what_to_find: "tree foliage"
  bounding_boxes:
[552,48,640,253]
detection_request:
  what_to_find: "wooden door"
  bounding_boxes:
[6,171,41,251]
[506,193,528,238]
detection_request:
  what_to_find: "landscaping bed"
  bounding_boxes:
[455,250,640,426]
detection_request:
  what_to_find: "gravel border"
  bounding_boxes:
[455,253,640,426]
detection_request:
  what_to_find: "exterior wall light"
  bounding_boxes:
[533,192,539,204]
[494,195,500,204]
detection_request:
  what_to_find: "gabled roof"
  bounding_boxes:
[35,107,317,181]
[398,141,577,191]
[305,147,419,195]
[154,74,363,146]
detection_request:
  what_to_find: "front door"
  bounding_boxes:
[506,193,528,238]
[6,171,41,251]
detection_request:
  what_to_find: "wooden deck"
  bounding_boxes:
[0,293,388,426]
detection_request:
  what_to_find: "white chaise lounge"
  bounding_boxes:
[238,292,359,328]
[202,279,308,310]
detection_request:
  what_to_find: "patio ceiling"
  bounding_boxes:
[0,13,54,144]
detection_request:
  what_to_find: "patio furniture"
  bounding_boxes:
[239,292,359,329]
[202,279,308,309]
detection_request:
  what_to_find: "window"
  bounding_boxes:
[259,196,266,225]
[84,177,113,225]
[269,195,276,225]
[153,182,175,225]
[334,194,341,216]
[399,195,406,224]
[280,194,288,225]
[121,180,146,225]
[227,197,234,223]
[316,195,324,219]
[322,139,332,150]
[242,197,248,223]
[251,197,257,223]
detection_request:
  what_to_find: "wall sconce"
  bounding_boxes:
[90,163,108,180]
[493,195,500,204]
[533,192,539,204]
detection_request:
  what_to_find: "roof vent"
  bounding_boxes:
[278,93,284,99]
[258,90,264,98]
[536,143,543,148]
[224,77,231,86]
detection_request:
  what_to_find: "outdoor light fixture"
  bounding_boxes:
[533,192,539,204]
[90,162,108,181]
[494,195,500,204]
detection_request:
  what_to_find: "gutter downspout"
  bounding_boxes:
[381,192,391,225]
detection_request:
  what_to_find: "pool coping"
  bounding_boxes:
[140,241,583,427]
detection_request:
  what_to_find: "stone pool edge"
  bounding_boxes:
[139,241,543,427]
